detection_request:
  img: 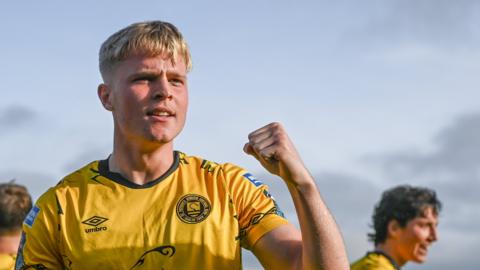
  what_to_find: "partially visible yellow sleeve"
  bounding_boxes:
[15,188,62,270]
[222,163,288,250]
[0,254,15,270]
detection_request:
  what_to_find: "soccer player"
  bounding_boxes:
[0,182,32,270]
[351,185,442,270]
[16,21,348,269]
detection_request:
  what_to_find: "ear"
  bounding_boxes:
[98,83,114,111]
[387,219,402,239]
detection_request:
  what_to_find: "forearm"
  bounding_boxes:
[244,122,349,269]
[286,171,349,270]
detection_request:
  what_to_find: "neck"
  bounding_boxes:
[376,243,405,267]
[0,231,21,254]
[110,134,175,185]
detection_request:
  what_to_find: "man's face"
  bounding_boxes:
[396,206,439,264]
[100,54,188,146]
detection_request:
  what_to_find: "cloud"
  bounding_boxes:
[340,0,480,56]
[378,113,480,176]
[0,170,56,201]
[0,105,36,134]
[370,113,480,206]
[62,146,111,173]
[381,1,475,42]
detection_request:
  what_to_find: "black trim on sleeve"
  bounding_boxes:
[55,195,63,215]
[98,151,180,189]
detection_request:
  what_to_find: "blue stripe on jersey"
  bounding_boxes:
[24,206,40,227]
[243,173,264,187]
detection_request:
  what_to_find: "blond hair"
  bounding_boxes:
[99,21,192,81]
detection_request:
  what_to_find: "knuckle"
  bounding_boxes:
[252,143,262,151]
[272,132,281,141]
[273,131,287,142]
[270,122,285,134]
[270,122,281,129]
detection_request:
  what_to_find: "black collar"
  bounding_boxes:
[98,151,180,189]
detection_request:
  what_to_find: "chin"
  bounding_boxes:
[412,255,427,264]
[150,135,175,144]
[149,127,182,143]
[155,131,182,144]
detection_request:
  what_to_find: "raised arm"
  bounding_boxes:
[244,122,349,270]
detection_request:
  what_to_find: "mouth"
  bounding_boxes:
[418,244,429,255]
[146,108,175,119]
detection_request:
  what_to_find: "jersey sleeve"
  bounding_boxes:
[222,163,288,250]
[0,254,15,270]
[16,189,63,270]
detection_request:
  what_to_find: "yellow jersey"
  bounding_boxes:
[351,251,400,270]
[16,151,287,269]
[0,254,15,270]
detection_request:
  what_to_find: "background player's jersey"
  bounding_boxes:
[16,151,287,269]
[0,254,15,270]
[351,251,399,270]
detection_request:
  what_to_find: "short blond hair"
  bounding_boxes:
[99,21,192,81]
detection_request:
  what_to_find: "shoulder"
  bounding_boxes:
[351,252,396,270]
[177,151,246,175]
[35,160,101,206]
[178,151,262,187]
[178,152,222,171]
[56,160,101,187]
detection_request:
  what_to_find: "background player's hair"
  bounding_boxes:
[99,20,192,81]
[368,185,442,245]
[0,181,32,233]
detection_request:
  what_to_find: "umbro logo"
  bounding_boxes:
[82,216,108,234]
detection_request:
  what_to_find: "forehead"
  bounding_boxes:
[413,206,438,223]
[116,54,187,75]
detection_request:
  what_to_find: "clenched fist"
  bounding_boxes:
[243,122,313,187]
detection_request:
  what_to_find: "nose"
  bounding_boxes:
[428,225,438,243]
[151,76,172,100]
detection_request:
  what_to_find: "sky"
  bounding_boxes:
[1,1,480,269]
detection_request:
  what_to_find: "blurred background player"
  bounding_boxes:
[0,182,32,270]
[351,185,442,270]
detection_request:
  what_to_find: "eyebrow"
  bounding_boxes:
[127,70,160,80]
[128,69,186,80]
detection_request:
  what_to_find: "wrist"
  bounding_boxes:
[285,173,317,193]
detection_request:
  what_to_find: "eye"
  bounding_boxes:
[418,222,429,229]
[169,78,184,86]
[132,75,156,83]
